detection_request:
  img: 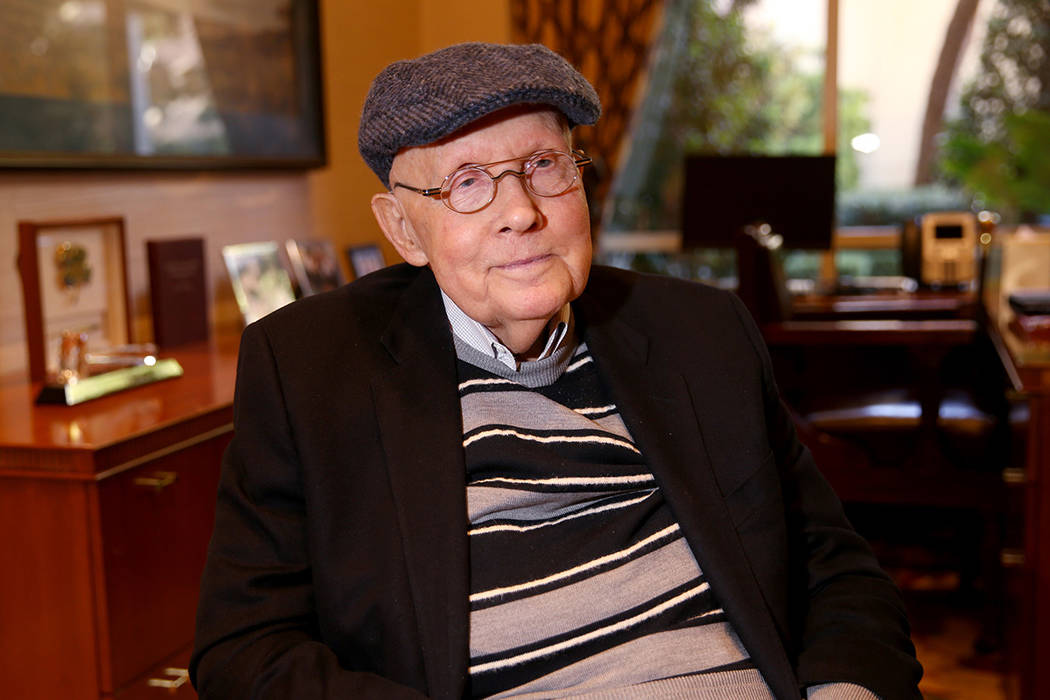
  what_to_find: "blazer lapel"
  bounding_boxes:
[577,297,799,700]
[371,270,469,699]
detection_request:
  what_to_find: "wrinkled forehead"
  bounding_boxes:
[389,105,570,185]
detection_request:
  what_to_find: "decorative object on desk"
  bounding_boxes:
[147,237,209,347]
[0,0,324,170]
[17,216,131,383]
[36,358,185,406]
[346,243,387,280]
[285,239,345,296]
[919,211,977,288]
[1007,289,1050,345]
[1008,289,1050,317]
[35,340,184,405]
[222,242,296,325]
[82,343,159,373]
[985,226,1050,322]
[1009,314,1050,345]
[57,330,89,386]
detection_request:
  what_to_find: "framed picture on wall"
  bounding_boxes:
[0,0,324,169]
[346,244,387,280]
[222,242,296,325]
[285,239,345,296]
[17,216,132,383]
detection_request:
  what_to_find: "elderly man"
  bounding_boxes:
[191,43,921,699]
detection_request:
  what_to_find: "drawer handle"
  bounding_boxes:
[133,471,178,491]
[1001,549,1026,568]
[1002,467,1027,485]
[146,667,189,689]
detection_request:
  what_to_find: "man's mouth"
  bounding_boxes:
[499,254,551,270]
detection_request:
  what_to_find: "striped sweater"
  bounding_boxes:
[454,335,769,699]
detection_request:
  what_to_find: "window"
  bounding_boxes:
[600,0,1049,280]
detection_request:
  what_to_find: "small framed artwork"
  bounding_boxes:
[285,239,345,296]
[346,244,387,280]
[17,216,132,383]
[222,242,297,325]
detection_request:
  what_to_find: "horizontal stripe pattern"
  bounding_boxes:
[487,665,772,700]
[469,580,717,675]
[456,341,755,697]
[468,489,659,536]
[470,537,710,650]
[470,523,682,605]
[463,427,642,454]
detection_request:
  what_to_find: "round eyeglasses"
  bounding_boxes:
[392,150,592,214]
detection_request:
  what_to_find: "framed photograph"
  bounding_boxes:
[0,0,324,169]
[346,244,387,280]
[285,239,345,296]
[17,216,132,383]
[222,242,296,325]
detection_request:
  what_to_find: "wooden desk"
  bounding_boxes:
[790,289,977,320]
[762,318,977,346]
[986,318,1050,700]
[0,335,240,700]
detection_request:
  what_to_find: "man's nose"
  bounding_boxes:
[493,171,541,233]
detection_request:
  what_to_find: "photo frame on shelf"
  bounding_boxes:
[17,216,132,383]
[222,242,296,325]
[346,243,387,280]
[285,239,345,296]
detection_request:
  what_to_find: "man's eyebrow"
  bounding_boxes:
[449,148,560,173]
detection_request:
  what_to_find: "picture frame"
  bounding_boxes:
[346,244,387,280]
[17,216,132,383]
[285,239,345,296]
[222,242,296,325]
[0,0,324,170]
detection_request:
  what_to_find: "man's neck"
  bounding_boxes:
[491,319,557,359]
[440,292,571,371]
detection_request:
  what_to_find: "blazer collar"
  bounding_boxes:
[374,268,470,699]
[575,283,798,699]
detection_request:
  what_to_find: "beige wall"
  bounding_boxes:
[0,0,510,378]
[310,1,512,261]
[419,3,513,53]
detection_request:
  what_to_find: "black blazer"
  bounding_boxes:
[191,264,921,699]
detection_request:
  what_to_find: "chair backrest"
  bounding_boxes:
[733,224,792,324]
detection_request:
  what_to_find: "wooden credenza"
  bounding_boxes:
[0,336,240,700]
[987,318,1050,700]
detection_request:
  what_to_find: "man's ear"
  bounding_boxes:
[371,192,428,266]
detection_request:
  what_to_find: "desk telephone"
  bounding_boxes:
[901,212,978,288]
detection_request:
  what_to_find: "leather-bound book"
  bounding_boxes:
[147,237,209,348]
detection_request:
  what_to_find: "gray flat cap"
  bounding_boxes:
[359,42,601,188]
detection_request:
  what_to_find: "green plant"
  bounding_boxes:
[938,0,1050,222]
[941,109,1050,221]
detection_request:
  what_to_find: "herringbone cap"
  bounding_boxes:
[359,42,601,188]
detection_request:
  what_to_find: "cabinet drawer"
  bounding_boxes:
[98,433,228,691]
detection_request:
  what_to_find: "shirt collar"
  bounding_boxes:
[440,290,571,371]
